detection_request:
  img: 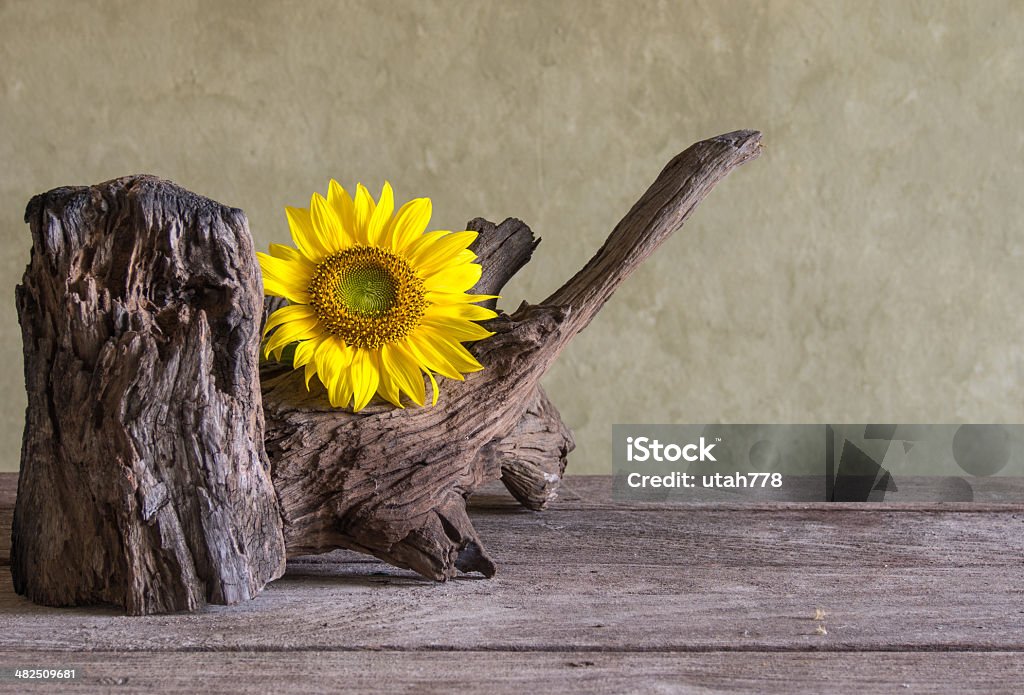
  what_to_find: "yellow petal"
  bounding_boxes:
[264,318,323,357]
[350,349,380,412]
[329,361,354,409]
[423,262,483,293]
[327,180,358,247]
[418,328,485,373]
[411,231,479,276]
[376,348,404,409]
[259,265,310,297]
[386,197,432,253]
[310,192,347,254]
[293,333,323,368]
[294,335,327,389]
[352,184,376,245]
[401,230,448,262]
[304,360,318,390]
[424,367,440,406]
[420,315,495,342]
[404,332,464,381]
[269,243,304,263]
[366,182,394,247]
[312,339,339,404]
[426,292,499,306]
[314,337,354,407]
[257,252,313,304]
[257,252,312,285]
[263,304,318,337]
[285,206,327,262]
[452,249,477,264]
[263,279,310,305]
[381,343,425,407]
[426,302,498,322]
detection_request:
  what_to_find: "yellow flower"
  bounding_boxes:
[258,180,497,412]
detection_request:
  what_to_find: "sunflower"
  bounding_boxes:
[258,180,497,412]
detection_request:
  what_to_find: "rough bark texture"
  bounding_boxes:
[263,130,763,579]
[460,218,572,509]
[485,386,575,510]
[12,175,285,615]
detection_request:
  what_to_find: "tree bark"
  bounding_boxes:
[12,176,285,615]
[263,130,763,579]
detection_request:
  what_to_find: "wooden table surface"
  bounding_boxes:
[1,472,1022,693]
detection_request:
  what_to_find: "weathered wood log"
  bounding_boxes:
[460,218,574,509]
[485,386,575,510]
[12,176,285,615]
[262,130,763,579]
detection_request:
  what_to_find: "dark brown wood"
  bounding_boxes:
[262,131,763,580]
[465,216,540,312]
[12,177,285,615]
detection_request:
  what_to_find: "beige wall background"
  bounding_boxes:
[1,0,1022,474]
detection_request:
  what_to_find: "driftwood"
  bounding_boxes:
[12,130,761,612]
[12,177,285,614]
[262,130,763,579]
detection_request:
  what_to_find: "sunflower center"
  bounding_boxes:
[335,264,399,316]
[308,247,428,349]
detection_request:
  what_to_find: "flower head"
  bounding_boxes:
[258,181,497,411]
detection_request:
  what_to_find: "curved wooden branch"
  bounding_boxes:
[264,130,763,578]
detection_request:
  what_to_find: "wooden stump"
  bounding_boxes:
[12,176,285,615]
[11,130,761,612]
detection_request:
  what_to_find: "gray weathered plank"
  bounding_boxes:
[3,473,1022,655]
[550,476,1024,510]
[4,482,1023,571]
[1,558,1022,652]
[0,651,1021,694]
[4,473,1023,566]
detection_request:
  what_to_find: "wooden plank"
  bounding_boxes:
[1,557,1022,652]
[0,651,1021,694]
[5,481,1023,571]
[0,474,13,564]
[3,473,1022,654]
[547,476,1024,511]
[461,508,1024,570]
[0,475,14,509]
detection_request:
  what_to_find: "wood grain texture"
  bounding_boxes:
[2,475,1021,691]
[486,385,575,510]
[11,178,285,615]
[0,651,1019,695]
[464,217,575,509]
[3,475,1023,653]
[261,131,763,581]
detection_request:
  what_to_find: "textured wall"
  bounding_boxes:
[2,0,1022,474]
